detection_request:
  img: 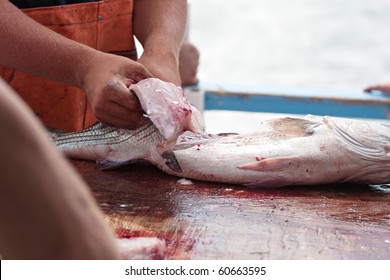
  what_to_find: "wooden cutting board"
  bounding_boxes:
[72,159,390,259]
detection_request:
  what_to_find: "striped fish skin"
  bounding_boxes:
[49,122,168,168]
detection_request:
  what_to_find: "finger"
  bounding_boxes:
[364,84,390,94]
[182,77,199,87]
[364,87,373,92]
[124,63,154,85]
[364,85,380,92]
[101,116,149,130]
[104,80,144,112]
[95,81,149,129]
[115,88,144,112]
[98,104,149,130]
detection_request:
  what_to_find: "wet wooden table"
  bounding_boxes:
[71,159,390,260]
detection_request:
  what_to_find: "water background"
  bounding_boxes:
[190,0,390,90]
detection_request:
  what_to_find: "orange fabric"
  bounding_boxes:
[0,0,136,131]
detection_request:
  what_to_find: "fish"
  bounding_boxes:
[51,114,390,188]
[49,78,390,188]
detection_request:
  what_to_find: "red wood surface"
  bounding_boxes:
[71,159,390,260]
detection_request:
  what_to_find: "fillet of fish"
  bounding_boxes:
[49,78,390,188]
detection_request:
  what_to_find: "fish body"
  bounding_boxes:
[164,115,390,187]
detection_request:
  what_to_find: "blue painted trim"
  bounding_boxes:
[197,82,390,119]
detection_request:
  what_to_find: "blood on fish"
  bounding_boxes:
[320,145,326,151]
[255,156,266,161]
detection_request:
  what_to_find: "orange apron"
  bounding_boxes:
[0,0,137,131]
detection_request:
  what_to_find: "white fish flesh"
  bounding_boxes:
[129,78,205,141]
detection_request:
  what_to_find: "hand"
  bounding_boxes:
[137,50,181,86]
[179,42,200,86]
[364,83,390,94]
[137,42,200,87]
[81,52,153,129]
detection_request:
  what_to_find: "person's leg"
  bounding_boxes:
[0,78,119,259]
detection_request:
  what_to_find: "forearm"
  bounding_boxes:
[0,0,97,88]
[133,0,187,62]
[0,79,119,259]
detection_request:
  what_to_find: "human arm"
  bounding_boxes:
[179,41,200,86]
[133,0,187,85]
[0,0,152,129]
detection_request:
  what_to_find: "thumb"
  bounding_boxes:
[126,62,154,84]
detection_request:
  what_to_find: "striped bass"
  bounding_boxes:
[50,79,390,188]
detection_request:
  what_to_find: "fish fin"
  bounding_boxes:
[238,156,299,172]
[269,117,319,138]
[96,159,137,170]
[187,105,207,134]
[244,176,290,188]
[161,151,183,173]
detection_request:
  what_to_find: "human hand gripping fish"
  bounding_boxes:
[50,78,205,171]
